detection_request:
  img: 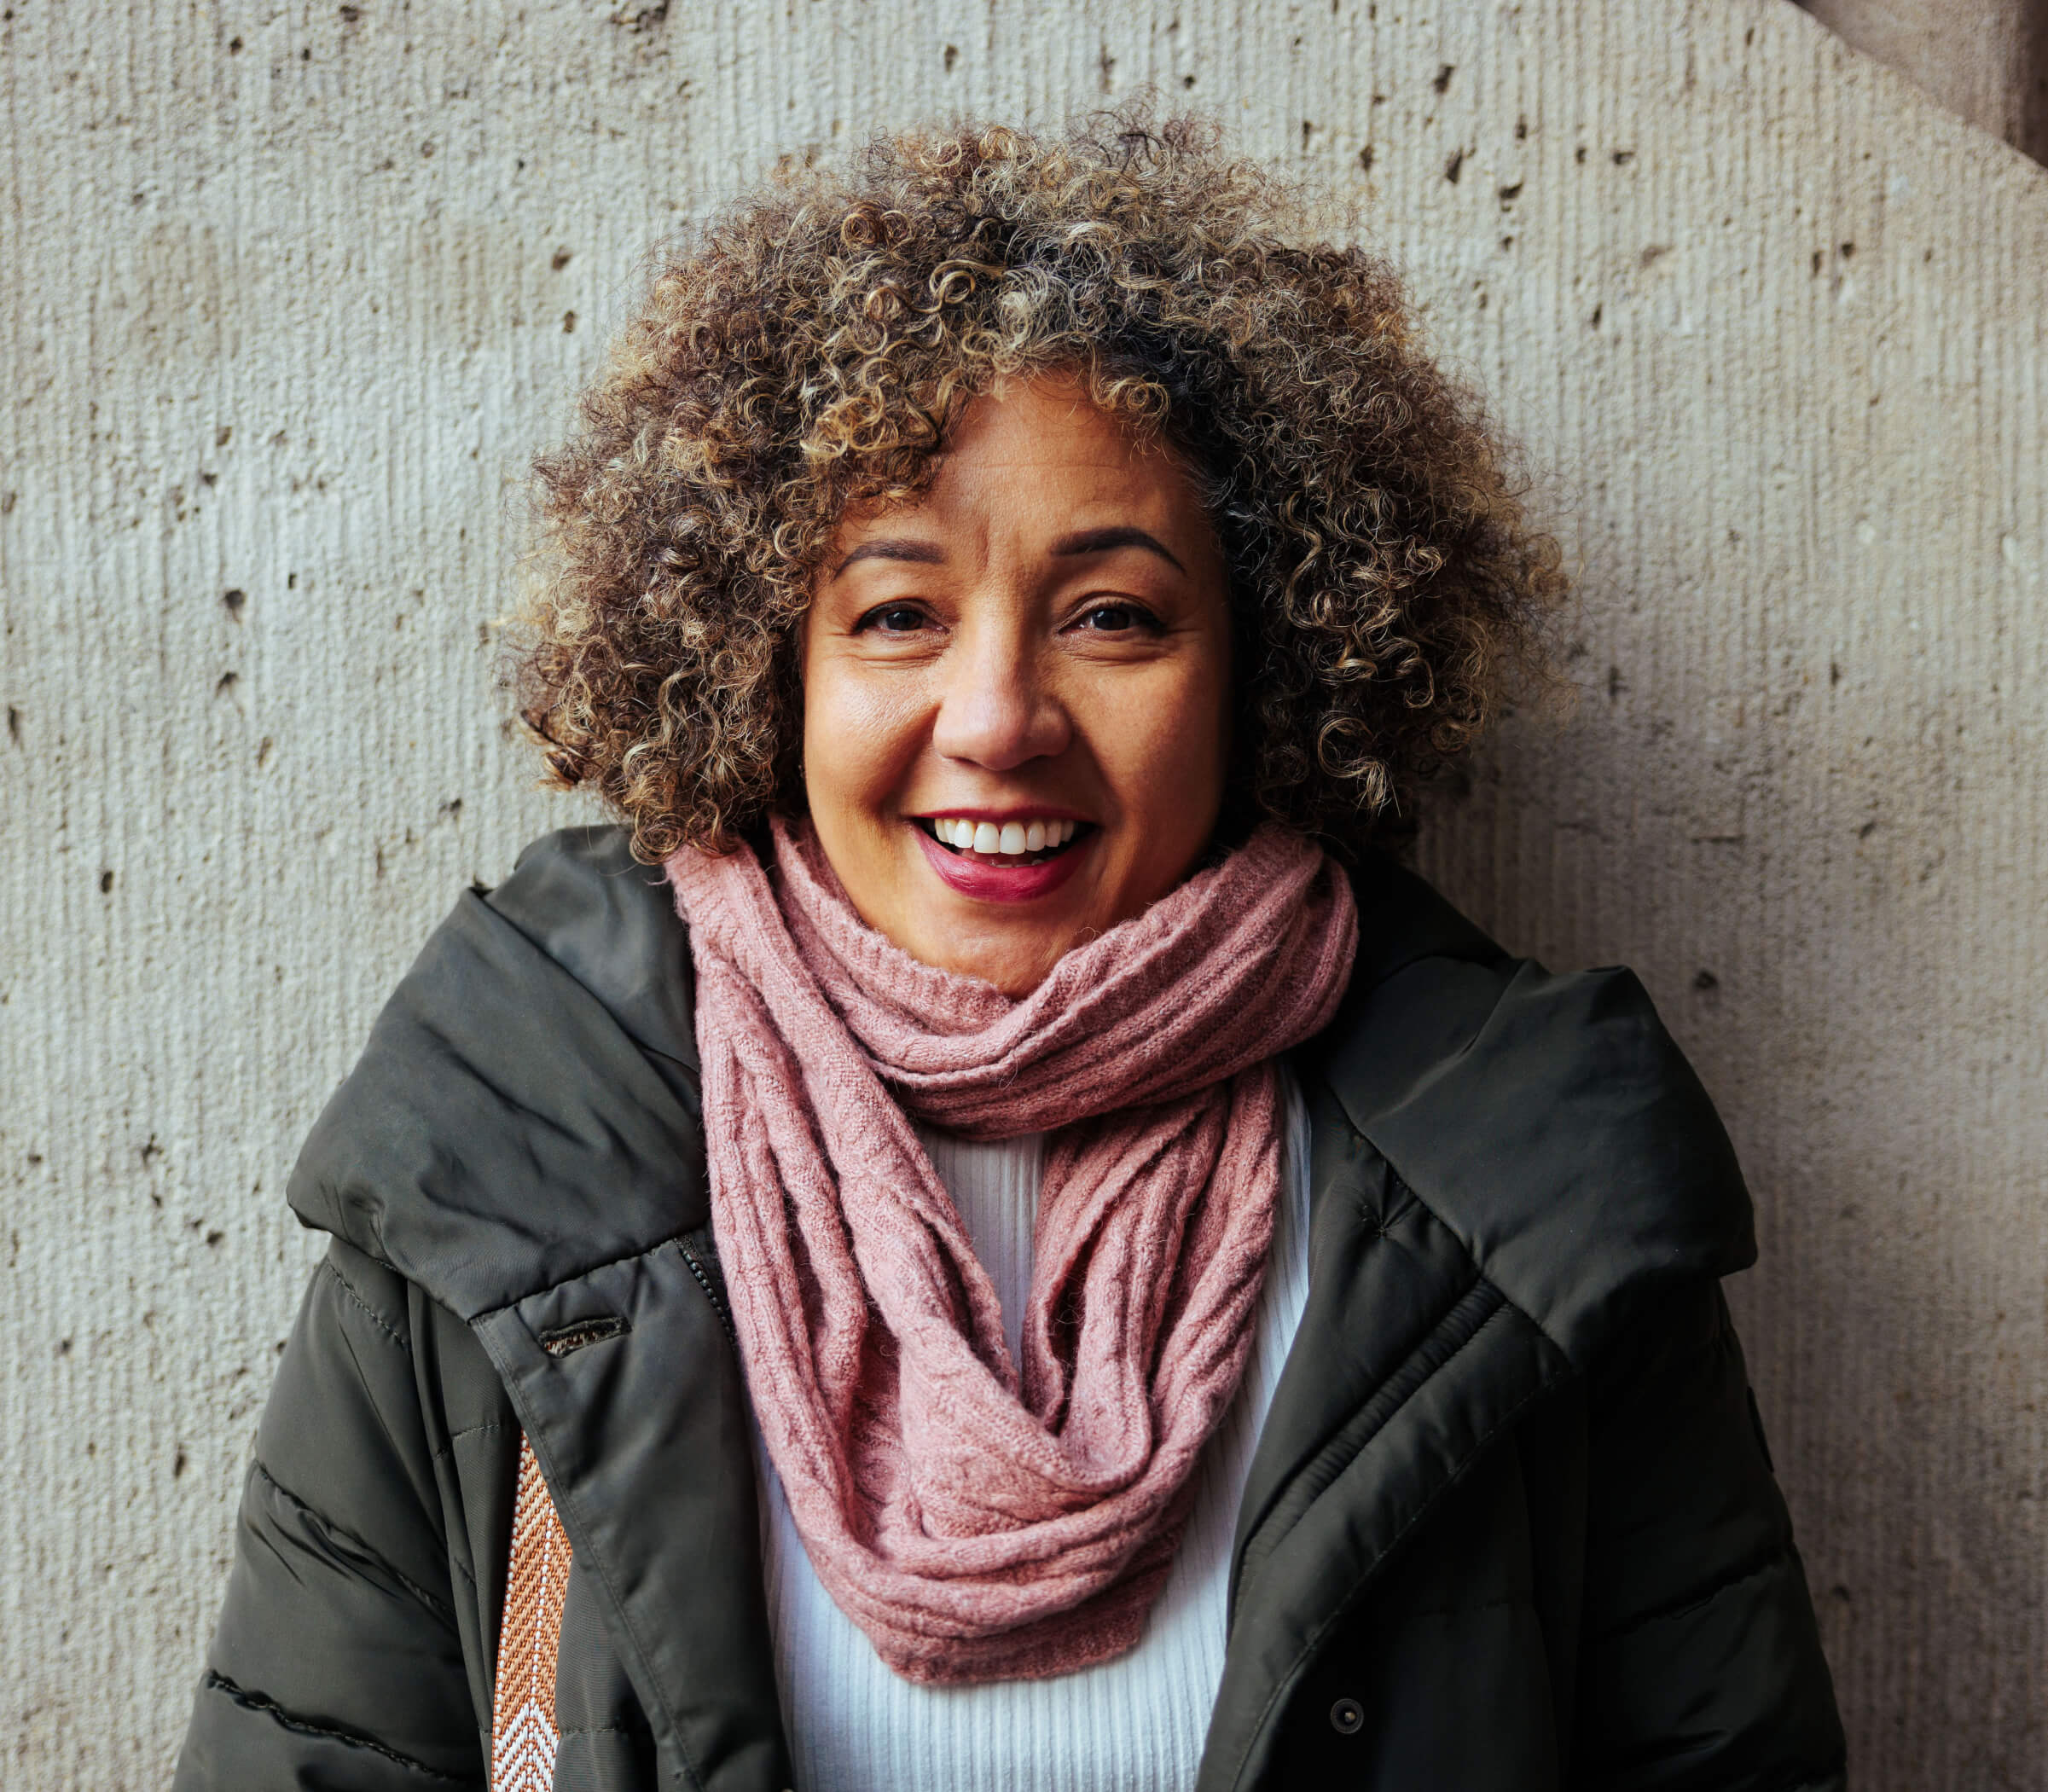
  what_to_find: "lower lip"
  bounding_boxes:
[912,825,1089,903]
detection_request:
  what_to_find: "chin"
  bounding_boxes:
[918,919,1069,996]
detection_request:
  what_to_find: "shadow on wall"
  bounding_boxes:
[1798,0,2048,164]
[1414,658,2047,1787]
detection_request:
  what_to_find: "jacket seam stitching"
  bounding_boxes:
[1587,1536,1796,1642]
[1389,1163,1579,1361]
[248,1460,459,1626]
[437,1417,514,1452]
[472,1237,684,1325]
[1314,1110,1581,1363]
[321,1257,412,1352]
[198,1668,482,1784]
[1221,1315,1565,1792]
[1234,1273,1499,1590]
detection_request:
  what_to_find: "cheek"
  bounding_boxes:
[801,657,928,825]
[1088,654,1231,833]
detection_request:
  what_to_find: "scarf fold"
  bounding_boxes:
[665,819,1357,1682]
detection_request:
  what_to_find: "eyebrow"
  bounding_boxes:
[831,538,946,578]
[831,525,1187,579]
[1049,525,1185,573]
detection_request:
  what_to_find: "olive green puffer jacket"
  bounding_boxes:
[174,828,1846,1791]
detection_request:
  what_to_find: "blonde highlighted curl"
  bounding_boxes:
[512,113,1564,862]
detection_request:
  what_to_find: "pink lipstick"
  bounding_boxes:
[911,815,1092,903]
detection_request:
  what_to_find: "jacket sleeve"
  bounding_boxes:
[174,1241,489,1789]
[1573,1279,1847,1792]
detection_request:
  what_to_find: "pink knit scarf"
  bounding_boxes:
[664,819,1357,1683]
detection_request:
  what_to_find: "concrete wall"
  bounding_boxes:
[3,2,2043,1783]
[1800,0,2048,162]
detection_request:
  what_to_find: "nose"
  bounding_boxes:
[930,622,1070,771]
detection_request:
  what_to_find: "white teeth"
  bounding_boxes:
[931,817,1083,854]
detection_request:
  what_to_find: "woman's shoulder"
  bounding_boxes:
[479,826,699,1067]
[1302,853,1757,1368]
[283,826,708,1319]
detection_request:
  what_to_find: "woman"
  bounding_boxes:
[176,119,1845,1791]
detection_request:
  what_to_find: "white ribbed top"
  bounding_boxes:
[753,1068,1314,1792]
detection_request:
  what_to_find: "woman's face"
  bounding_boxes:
[800,374,1233,996]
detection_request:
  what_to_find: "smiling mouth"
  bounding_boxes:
[915,816,1094,867]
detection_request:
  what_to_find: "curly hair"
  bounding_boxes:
[511,112,1563,863]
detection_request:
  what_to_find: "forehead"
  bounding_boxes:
[830,376,1202,543]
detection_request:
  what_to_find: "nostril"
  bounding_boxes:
[931,669,1070,770]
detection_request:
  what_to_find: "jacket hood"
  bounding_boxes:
[289,826,1754,1343]
[1305,854,1757,1367]
[287,826,709,1321]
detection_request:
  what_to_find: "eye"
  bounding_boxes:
[855,602,932,635]
[1070,601,1159,635]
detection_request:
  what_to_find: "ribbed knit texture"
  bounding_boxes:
[757,1068,1314,1792]
[666,819,1355,1682]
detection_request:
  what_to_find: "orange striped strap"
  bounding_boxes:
[490,1435,572,1792]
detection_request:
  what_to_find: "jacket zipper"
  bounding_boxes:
[677,1227,739,1348]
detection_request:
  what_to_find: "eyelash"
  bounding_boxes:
[854,604,931,635]
[850,601,1163,635]
[1072,602,1161,635]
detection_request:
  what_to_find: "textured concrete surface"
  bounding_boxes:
[3,2,2044,1784]
[1801,0,2048,161]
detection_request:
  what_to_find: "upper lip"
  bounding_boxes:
[908,807,1094,825]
